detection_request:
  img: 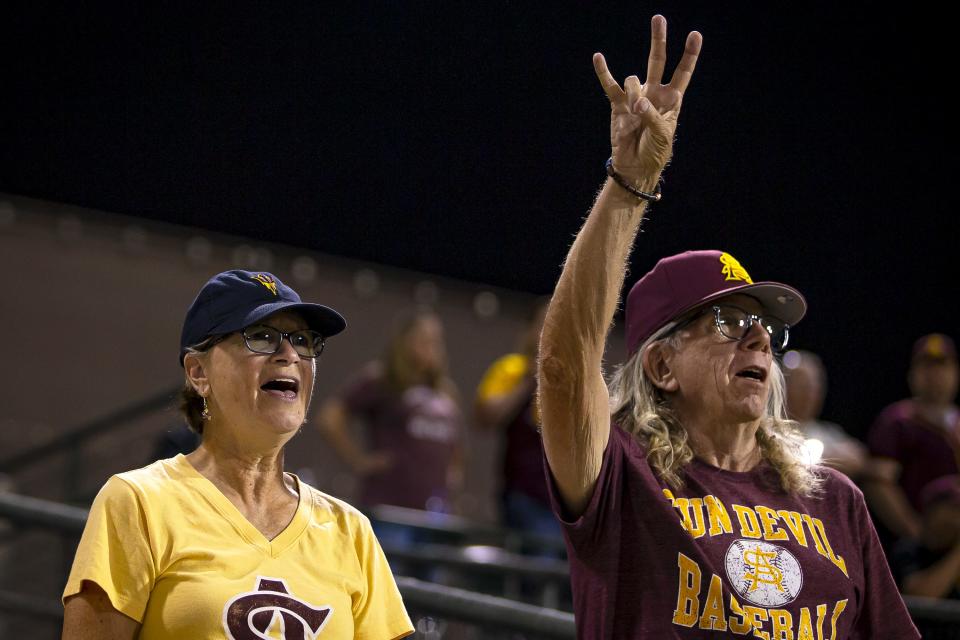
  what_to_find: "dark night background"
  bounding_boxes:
[1,3,957,437]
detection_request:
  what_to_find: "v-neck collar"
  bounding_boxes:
[171,453,311,558]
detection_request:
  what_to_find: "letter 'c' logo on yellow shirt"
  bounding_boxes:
[252,274,279,296]
[719,252,754,284]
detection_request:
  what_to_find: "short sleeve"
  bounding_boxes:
[352,514,414,640]
[867,406,903,461]
[62,476,157,622]
[850,491,920,639]
[475,354,529,401]
[544,425,625,553]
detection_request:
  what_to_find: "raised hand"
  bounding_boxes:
[594,15,702,187]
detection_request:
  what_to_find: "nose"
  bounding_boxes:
[270,335,301,363]
[742,317,772,353]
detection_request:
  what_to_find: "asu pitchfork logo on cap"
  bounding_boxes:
[252,273,279,296]
[719,252,753,284]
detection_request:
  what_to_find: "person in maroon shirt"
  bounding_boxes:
[315,309,463,515]
[537,15,918,639]
[864,333,960,541]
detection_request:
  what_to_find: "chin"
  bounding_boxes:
[262,413,305,435]
[727,402,766,423]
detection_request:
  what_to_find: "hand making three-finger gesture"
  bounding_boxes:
[595,15,702,190]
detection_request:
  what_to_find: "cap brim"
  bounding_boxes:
[673,281,807,328]
[232,301,347,338]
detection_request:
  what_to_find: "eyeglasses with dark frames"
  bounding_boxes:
[200,324,326,359]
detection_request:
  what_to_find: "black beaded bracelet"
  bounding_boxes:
[605,158,662,202]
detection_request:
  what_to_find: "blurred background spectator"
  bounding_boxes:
[314,309,464,544]
[783,349,868,480]
[474,300,560,539]
[892,475,960,600]
[865,334,960,542]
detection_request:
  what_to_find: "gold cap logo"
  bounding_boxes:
[925,335,945,358]
[252,273,278,296]
[719,252,753,284]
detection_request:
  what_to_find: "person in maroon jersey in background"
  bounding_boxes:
[314,309,463,546]
[475,300,561,539]
[536,15,918,639]
[864,333,960,543]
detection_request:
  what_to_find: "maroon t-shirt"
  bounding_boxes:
[547,425,919,639]
[867,399,960,510]
[341,366,461,511]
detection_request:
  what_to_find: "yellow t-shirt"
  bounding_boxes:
[63,454,414,640]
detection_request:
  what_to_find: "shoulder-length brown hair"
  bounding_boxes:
[382,308,453,396]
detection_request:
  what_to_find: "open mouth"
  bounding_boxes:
[735,367,767,382]
[260,378,300,400]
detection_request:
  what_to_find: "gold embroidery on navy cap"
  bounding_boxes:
[719,253,754,284]
[252,273,279,295]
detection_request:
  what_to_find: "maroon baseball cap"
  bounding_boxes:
[625,250,807,356]
[911,333,957,364]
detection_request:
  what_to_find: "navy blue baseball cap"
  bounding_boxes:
[179,270,346,365]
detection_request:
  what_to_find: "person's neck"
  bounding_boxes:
[678,408,763,472]
[186,432,291,504]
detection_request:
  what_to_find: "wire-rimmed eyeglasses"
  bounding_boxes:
[672,304,790,354]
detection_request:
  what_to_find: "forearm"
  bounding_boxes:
[902,544,960,598]
[540,178,652,373]
[863,480,922,539]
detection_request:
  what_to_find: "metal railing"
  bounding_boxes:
[0,385,182,473]
[5,492,960,639]
[0,385,182,503]
[397,577,574,638]
[368,504,567,555]
[0,492,576,638]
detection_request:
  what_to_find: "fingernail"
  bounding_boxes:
[638,98,650,113]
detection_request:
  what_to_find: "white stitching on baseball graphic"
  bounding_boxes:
[724,539,803,607]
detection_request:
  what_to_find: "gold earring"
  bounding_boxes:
[201,396,210,420]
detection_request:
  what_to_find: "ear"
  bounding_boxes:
[642,342,679,393]
[183,352,211,397]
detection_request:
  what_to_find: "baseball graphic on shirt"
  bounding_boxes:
[724,539,803,607]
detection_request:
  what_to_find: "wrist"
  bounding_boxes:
[606,158,661,202]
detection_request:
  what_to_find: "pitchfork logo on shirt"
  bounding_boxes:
[724,539,803,607]
[223,576,332,639]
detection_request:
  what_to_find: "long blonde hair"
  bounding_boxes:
[608,323,821,496]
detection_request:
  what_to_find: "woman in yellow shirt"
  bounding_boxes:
[62,270,414,640]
